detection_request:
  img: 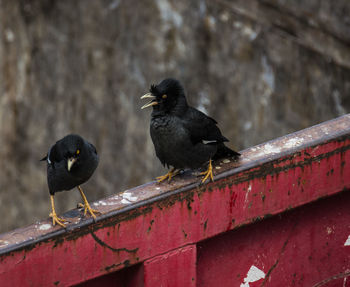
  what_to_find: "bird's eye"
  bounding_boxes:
[76,149,80,155]
[162,94,167,99]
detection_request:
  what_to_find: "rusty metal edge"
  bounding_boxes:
[0,115,349,256]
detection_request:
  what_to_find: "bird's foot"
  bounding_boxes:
[156,168,179,183]
[77,202,100,219]
[199,159,214,183]
[49,212,68,228]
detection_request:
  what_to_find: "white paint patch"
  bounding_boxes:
[252,143,281,158]
[0,240,9,247]
[122,192,138,202]
[39,224,52,231]
[240,265,266,287]
[121,199,132,204]
[344,235,350,246]
[264,143,281,154]
[222,159,231,164]
[245,183,252,204]
[284,137,305,149]
[93,200,117,206]
[156,187,161,190]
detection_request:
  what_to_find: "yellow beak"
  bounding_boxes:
[67,157,77,171]
[141,93,158,109]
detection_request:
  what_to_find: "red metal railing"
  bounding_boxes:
[0,115,349,286]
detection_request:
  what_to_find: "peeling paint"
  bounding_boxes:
[254,143,281,157]
[0,240,9,247]
[121,199,131,204]
[344,235,350,246]
[245,183,252,204]
[284,137,305,149]
[123,192,138,202]
[240,265,266,287]
[93,200,116,206]
[39,224,52,231]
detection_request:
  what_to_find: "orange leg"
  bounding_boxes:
[199,159,214,183]
[156,168,180,183]
[49,195,67,228]
[77,186,100,219]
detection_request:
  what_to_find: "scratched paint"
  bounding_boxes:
[240,265,266,287]
[344,235,350,246]
[245,183,252,205]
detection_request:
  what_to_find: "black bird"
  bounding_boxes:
[41,134,99,227]
[141,78,240,183]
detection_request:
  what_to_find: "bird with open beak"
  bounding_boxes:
[41,134,99,227]
[141,78,240,184]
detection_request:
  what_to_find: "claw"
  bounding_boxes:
[156,168,179,183]
[77,202,100,217]
[199,159,214,183]
[49,212,67,228]
[49,195,68,228]
[77,186,100,220]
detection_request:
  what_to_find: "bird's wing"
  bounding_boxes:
[182,107,228,144]
[47,143,63,165]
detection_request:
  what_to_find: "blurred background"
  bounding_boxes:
[0,0,349,233]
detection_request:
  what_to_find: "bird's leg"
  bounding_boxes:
[156,168,179,183]
[49,195,67,228]
[77,186,99,219]
[199,159,214,183]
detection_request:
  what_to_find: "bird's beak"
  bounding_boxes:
[141,93,158,109]
[67,157,77,171]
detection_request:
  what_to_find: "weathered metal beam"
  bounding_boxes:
[0,114,349,286]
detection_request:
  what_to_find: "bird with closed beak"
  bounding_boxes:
[141,78,240,183]
[41,134,99,227]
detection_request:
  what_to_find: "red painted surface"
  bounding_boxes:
[197,191,350,287]
[144,245,196,287]
[0,115,349,286]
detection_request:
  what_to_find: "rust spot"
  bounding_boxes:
[204,219,208,231]
[261,194,266,202]
[54,281,60,286]
[182,229,187,239]
[52,237,64,249]
[147,219,154,233]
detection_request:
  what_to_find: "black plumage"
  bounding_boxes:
[41,134,99,227]
[141,78,240,183]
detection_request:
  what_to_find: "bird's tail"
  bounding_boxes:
[213,143,240,160]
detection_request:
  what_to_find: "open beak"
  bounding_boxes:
[67,157,77,171]
[141,93,158,109]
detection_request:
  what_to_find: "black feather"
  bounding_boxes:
[42,134,99,195]
[145,78,240,171]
